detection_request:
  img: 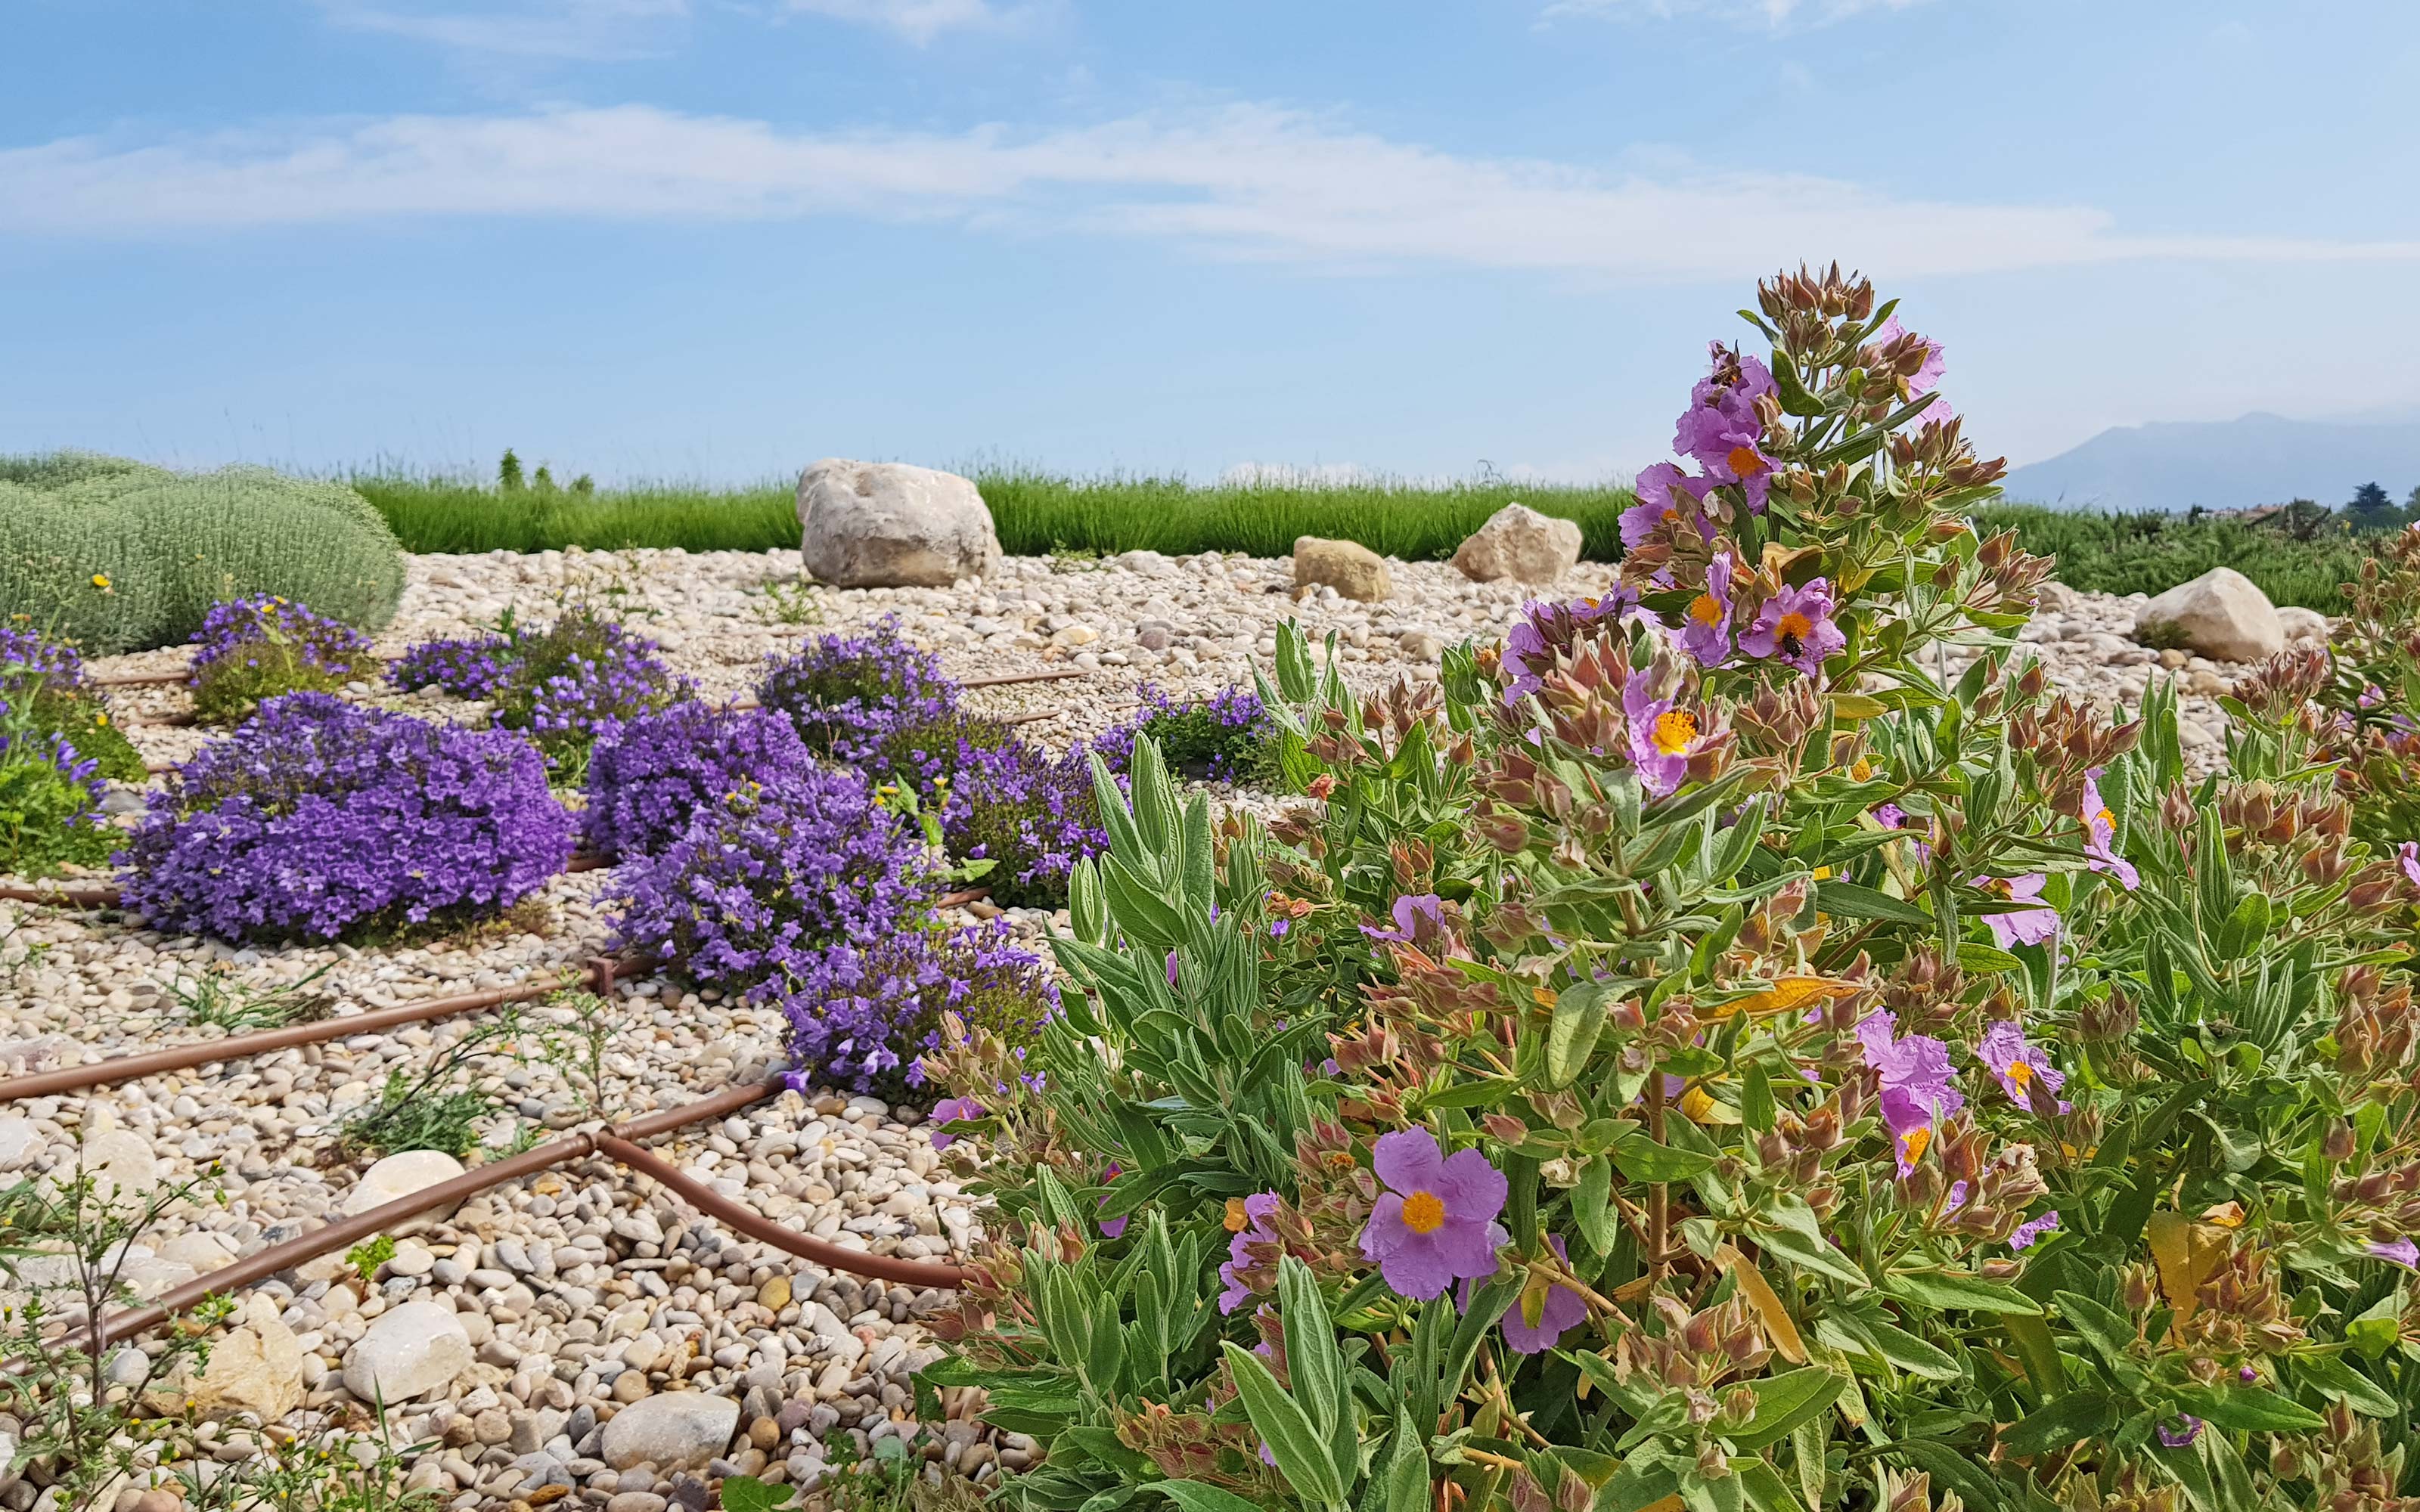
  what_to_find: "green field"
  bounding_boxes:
[352,469,2378,611]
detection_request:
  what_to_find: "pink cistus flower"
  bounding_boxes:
[1219,1192,1283,1313]
[1362,894,1448,946]
[1097,1163,1128,1240]
[1872,315,1953,426]
[2156,1414,2202,1448]
[1498,1236,1587,1355]
[1620,463,1714,549]
[927,1098,984,1151]
[1978,874,2060,950]
[1978,1021,2071,1114]
[1359,1128,1508,1301]
[2369,1237,2419,1269]
[1741,578,1846,679]
[2080,769,2139,891]
[2009,1210,2061,1253]
[1674,343,1779,513]
[1855,1010,1965,1174]
[1622,677,1702,798]
[2400,841,2420,891]
[1677,550,1735,668]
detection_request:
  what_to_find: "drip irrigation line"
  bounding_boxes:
[93,662,1090,692]
[62,1073,965,1355]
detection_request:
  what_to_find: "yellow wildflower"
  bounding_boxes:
[90,573,110,589]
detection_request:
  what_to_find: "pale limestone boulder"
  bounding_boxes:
[1450,504,1582,584]
[601,1390,742,1471]
[147,1293,304,1420]
[2133,567,2283,664]
[797,460,1001,588]
[2276,606,2332,645]
[343,1300,471,1403]
[342,1149,467,1235]
[1292,537,1392,602]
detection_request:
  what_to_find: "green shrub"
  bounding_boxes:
[922,273,2420,1512]
[0,743,116,875]
[0,453,407,654]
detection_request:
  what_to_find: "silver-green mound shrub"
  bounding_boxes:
[0,453,407,653]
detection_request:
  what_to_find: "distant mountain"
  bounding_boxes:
[2003,413,2420,513]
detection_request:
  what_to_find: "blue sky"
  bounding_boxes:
[5,0,2419,487]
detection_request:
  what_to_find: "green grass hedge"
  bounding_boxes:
[0,453,407,653]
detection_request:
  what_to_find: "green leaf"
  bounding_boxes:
[1813,878,1931,927]
[1222,1342,1346,1507]
[1378,1411,1428,1512]
[2052,1290,2138,1371]
[1881,1270,2042,1316]
[1612,1134,1719,1184]
[1416,1080,1520,1111]
[718,1476,797,1512]
[1156,1483,1267,1512]
[1725,1366,1844,1452]
[2297,1354,2399,1418]
[2170,1382,2325,1433]
[1852,1318,1961,1381]
[1740,1062,1774,1135]
[2002,1390,2119,1457]
[1547,984,1612,1089]
[1572,1156,1615,1257]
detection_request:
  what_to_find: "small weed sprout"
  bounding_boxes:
[344,1234,396,1284]
[169,962,336,1033]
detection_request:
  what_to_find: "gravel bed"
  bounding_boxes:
[0,549,2275,1511]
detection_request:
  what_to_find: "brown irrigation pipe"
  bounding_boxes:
[75,1074,967,1352]
[3,850,607,909]
[0,886,991,1101]
[0,957,644,1104]
[95,662,1090,692]
[598,1134,970,1288]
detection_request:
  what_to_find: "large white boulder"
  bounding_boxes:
[1450,504,1582,584]
[2277,606,2332,645]
[147,1292,304,1421]
[342,1149,467,1236]
[343,1300,472,1403]
[2133,567,2284,664]
[797,460,1001,588]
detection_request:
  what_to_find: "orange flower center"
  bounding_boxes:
[1900,1126,1931,1164]
[1661,507,1680,524]
[1401,1191,1447,1234]
[1778,612,1813,640]
[1224,1198,1250,1233]
[1727,444,1769,478]
[1652,709,1699,755]
[1688,592,1723,627]
[2006,1060,2033,1089]
[2093,806,2114,831]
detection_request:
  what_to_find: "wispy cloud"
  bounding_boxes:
[7,103,2415,283]
[1543,0,1936,29]
[782,0,1037,45]
[318,0,690,62]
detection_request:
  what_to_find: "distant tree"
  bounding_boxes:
[2345,480,2400,531]
[498,448,525,492]
[2406,483,2420,523]
[2276,498,2333,541]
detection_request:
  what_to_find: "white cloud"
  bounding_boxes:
[318,0,690,61]
[6,103,2416,284]
[781,0,1033,44]
[1543,0,1935,28]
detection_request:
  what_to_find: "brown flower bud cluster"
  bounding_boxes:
[2267,1401,2420,1511]
[2334,965,2420,1084]
[1115,1399,1286,1497]
[2009,695,2141,813]
[1748,1093,1854,1219]
[2235,646,2335,723]
[1903,1120,2046,1245]
[2170,1240,2305,1363]
[1610,1294,1772,1409]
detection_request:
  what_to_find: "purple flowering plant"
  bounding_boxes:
[394,605,689,777]
[188,594,378,725]
[580,700,811,860]
[0,624,142,785]
[917,273,2420,1512]
[120,692,573,940]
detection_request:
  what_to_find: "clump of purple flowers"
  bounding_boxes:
[771,918,1059,1096]
[756,621,960,768]
[188,596,378,724]
[0,626,142,785]
[1094,683,1279,785]
[389,634,512,699]
[0,626,88,692]
[607,767,942,992]
[393,609,688,773]
[582,701,814,860]
[942,739,1111,909]
[119,693,573,941]
[190,596,374,681]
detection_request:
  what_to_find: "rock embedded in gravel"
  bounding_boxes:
[148,1292,305,1420]
[797,460,1002,589]
[343,1300,473,1402]
[1292,537,1393,602]
[1450,503,1582,584]
[2133,567,2284,663]
[2277,605,2331,645]
[600,1391,742,1472]
[342,1148,468,1231]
